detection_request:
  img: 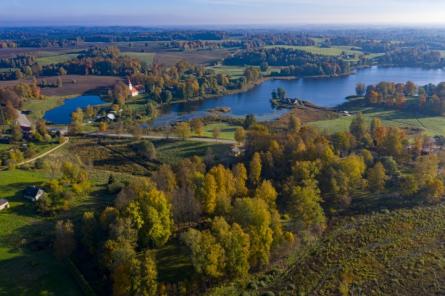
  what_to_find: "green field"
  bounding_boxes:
[310,99,445,137]
[23,96,72,120]
[0,68,18,73]
[68,137,234,175]
[36,53,79,66]
[154,139,233,165]
[273,204,445,295]
[123,52,155,65]
[309,37,326,45]
[193,122,238,140]
[0,143,12,153]
[206,64,275,78]
[265,45,363,57]
[206,65,247,78]
[0,170,82,296]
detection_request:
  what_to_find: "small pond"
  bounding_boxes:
[44,95,104,124]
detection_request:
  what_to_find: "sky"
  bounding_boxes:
[2,0,445,26]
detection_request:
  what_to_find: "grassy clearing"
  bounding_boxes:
[0,143,12,153]
[154,139,233,165]
[207,64,273,78]
[0,68,17,73]
[195,122,238,140]
[123,52,155,65]
[69,137,234,175]
[207,65,247,78]
[36,53,79,66]
[0,169,82,296]
[274,204,445,295]
[23,96,70,120]
[365,52,385,59]
[156,49,231,66]
[264,45,363,56]
[310,98,445,137]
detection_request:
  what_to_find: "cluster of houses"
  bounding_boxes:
[0,186,45,212]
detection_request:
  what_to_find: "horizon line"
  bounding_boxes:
[4,23,445,29]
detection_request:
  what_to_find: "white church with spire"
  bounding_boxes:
[128,80,139,97]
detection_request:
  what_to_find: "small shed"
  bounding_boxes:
[24,186,45,202]
[0,199,9,211]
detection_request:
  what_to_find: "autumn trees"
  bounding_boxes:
[37,160,92,214]
[363,80,445,116]
[51,109,445,295]
[129,60,261,105]
[76,180,172,295]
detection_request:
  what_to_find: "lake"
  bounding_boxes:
[44,67,445,126]
[153,66,445,126]
[44,95,104,125]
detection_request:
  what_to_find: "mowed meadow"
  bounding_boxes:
[0,170,82,296]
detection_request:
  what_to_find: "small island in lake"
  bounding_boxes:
[270,87,329,111]
[207,106,232,113]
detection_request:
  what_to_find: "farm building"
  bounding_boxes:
[15,109,32,132]
[49,127,68,137]
[0,199,9,211]
[23,186,45,202]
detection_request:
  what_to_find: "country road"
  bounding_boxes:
[83,132,238,145]
[17,137,70,167]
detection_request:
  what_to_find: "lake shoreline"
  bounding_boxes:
[44,66,445,126]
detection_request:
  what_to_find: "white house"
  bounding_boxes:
[23,186,45,202]
[0,199,9,211]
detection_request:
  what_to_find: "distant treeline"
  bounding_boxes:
[165,40,244,51]
[0,55,35,69]
[224,47,351,77]
[40,47,141,76]
[0,29,228,47]
[378,48,444,68]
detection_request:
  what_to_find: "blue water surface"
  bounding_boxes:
[44,95,104,124]
[153,66,445,126]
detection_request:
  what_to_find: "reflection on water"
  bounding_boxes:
[43,67,445,126]
[153,66,445,126]
[44,95,104,125]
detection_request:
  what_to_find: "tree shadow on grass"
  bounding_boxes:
[156,241,194,283]
[2,181,46,218]
[343,191,424,217]
[0,247,82,296]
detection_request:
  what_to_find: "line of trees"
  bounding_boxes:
[378,48,444,68]
[224,47,351,77]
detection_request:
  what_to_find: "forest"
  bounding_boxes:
[224,47,352,77]
[37,112,445,296]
